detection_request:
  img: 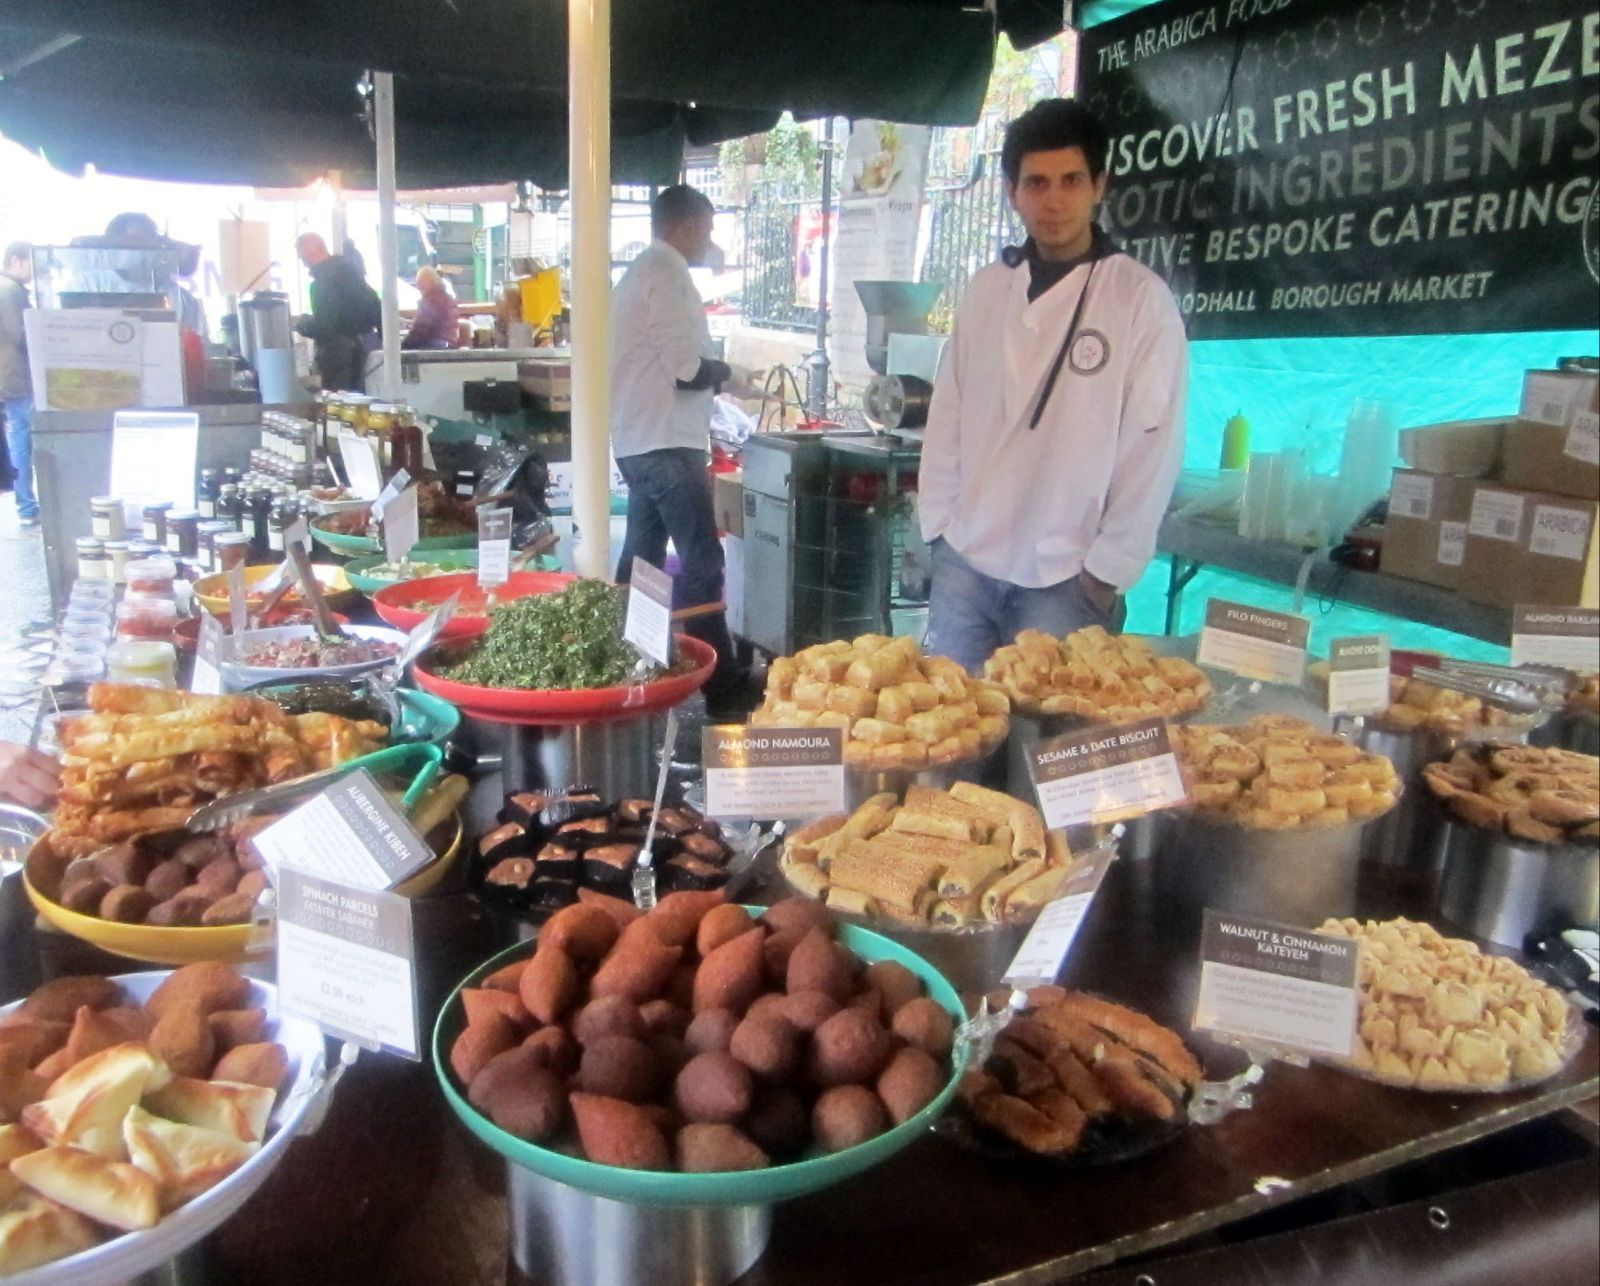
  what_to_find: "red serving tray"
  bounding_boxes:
[371,571,576,642]
[412,634,716,726]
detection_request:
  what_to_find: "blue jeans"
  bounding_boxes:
[2,396,35,521]
[615,448,738,687]
[925,538,1126,673]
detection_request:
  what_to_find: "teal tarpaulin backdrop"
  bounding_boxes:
[1079,0,1598,656]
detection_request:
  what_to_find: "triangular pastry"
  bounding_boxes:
[0,1123,44,1206]
[9,1145,160,1231]
[144,1078,276,1144]
[0,1197,99,1273]
[123,1105,258,1208]
[20,1044,170,1158]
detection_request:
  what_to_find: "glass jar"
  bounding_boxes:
[196,469,221,519]
[196,521,232,573]
[102,540,132,585]
[267,496,297,554]
[165,509,200,559]
[393,406,426,479]
[105,639,178,688]
[248,487,274,557]
[76,537,109,581]
[90,495,126,540]
[141,501,174,544]
[218,484,245,531]
[214,531,252,573]
[347,394,374,434]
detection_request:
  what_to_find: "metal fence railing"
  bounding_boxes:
[742,182,838,333]
[919,147,1021,335]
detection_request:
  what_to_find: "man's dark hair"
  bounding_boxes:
[104,212,162,242]
[1001,99,1110,185]
[2,242,30,267]
[651,184,713,236]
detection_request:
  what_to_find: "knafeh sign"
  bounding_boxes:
[1081,0,1599,338]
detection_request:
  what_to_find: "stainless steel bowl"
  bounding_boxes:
[1434,815,1599,949]
[0,802,48,1004]
[1152,807,1385,924]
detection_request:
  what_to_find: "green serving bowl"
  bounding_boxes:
[343,550,481,595]
[309,520,477,558]
[434,911,968,1207]
[250,682,461,748]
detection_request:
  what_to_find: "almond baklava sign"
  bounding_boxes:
[1080,0,1600,338]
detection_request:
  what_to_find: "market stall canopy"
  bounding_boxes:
[0,1,1066,187]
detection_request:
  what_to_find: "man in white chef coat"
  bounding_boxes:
[920,99,1188,672]
[611,185,749,716]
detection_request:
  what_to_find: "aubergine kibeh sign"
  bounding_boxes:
[1080,0,1599,338]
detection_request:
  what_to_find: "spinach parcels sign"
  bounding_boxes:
[1080,0,1600,338]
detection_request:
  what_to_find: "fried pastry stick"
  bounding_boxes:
[1042,993,1204,1085]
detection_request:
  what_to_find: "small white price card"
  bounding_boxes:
[1001,846,1117,986]
[1511,605,1600,670]
[1325,634,1391,716]
[250,769,436,892]
[191,613,224,695]
[624,557,674,667]
[1197,599,1311,686]
[276,867,420,1060]
[478,506,513,589]
[702,726,845,819]
[1027,717,1188,830]
[338,430,384,500]
[382,485,420,563]
[1194,910,1359,1060]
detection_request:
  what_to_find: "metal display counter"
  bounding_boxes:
[1158,513,1511,644]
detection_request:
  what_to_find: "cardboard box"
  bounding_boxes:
[1381,469,1476,589]
[1502,369,1600,500]
[1459,482,1599,609]
[713,470,744,537]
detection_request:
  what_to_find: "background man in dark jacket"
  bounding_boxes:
[294,233,380,392]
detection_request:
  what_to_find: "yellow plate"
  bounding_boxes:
[193,563,356,617]
[24,813,463,966]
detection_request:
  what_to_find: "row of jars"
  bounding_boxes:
[318,391,427,479]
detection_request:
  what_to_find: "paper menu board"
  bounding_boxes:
[110,410,199,510]
[25,308,183,412]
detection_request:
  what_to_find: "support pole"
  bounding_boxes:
[569,0,613,579]
[808,117,835,420]
[374,72,403,401]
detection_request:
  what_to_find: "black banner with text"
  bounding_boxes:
[1081,0,1599,338]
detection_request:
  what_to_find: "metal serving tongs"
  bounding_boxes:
[287,541,345,639]
[184,742,442,833]
[1409,663,1561,718]
[1435,659,1577,708]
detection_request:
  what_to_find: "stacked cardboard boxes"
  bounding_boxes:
[1383,369,1599,609]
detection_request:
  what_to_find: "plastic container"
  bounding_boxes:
[123,555,178,596]
[115,595,180,641]
[60,617,111,645]
[106,639,178,688]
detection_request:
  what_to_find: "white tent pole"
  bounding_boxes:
[569,0,612,579]
[374,71,403,401]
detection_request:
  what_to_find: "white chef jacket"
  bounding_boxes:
[918,249,1188,590]
[609,240,718,460]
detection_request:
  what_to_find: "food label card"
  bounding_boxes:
[371,469,412,522]
[624,558,674,667]
[1325,635,1391,716]
[702,726,845,819]
[1197,600,1310,686]
[1194,910,1359,1060]
[1027,717,1187,830]
[250,769,434,892]
[276,867,420,1060]
[191,613,224,695]
[477,506,513,588]
[337,430,384,500]
[382,485,420,563]
[1002,846,1117,986]
[111,411,199,511]
[1511,605,1600,670]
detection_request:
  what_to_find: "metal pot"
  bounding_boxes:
[1434,816,1599,949]
[1153,808,1378,925]
[844,750,1000,813]
[0,803,48,1004]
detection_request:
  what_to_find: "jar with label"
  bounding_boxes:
[102,540,132,584]
[454,469,478,500]
[393,407,426,479]
[196,469,221,519]
[248,487,274,557]
[141,502,174,544]
[214,531,252,573]
[165,509,200,559]
[76,537,109,581]
[90,496,126,540]
[218,484,244,531]
[196,521,231,572]
[106,639,178,688]
[268,496,296,553]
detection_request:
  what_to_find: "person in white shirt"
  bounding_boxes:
[920,99,1188,673]
[611,185,748,715]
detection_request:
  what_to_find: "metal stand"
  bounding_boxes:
[503,717,662,799]
[507,1163,772,1286]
